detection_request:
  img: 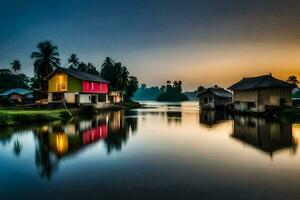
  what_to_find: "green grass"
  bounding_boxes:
[0,109,72,126]
[0,101,141,127]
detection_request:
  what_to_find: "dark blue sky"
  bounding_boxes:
[1,0,300,89]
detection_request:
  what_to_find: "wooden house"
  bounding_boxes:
[46,68,109,107]
[228,74,294,113]
[0,88,35,105]
[197,87,232,110]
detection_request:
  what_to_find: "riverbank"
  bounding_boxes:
[0,101,143,127]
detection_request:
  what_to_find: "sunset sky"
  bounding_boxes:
[1,0,300,90]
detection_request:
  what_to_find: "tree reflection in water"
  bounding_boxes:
[33,111,138,179]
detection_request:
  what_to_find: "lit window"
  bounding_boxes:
[56,82,67,91]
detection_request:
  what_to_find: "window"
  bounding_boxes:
[209,97,213,103]
[204,97,208,104]
[56,82,67,91]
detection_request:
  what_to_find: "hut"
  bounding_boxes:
[197,87,232,110]
[0,88,35,105]
[228,74,294,113]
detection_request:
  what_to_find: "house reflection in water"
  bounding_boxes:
[231,116,297,157]
[34,111,137,179]
[199,111,230,127]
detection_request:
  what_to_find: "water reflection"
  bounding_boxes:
[2,102,300,198]
[199,110,230,127]
[231,116,298,157]
[0,111,138,180]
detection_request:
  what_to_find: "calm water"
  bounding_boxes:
[1,101,300,199]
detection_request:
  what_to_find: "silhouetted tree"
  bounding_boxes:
[0,71,30,91]
[197,86,205,93]
[10,60,21,74]
[31,41,60,91]
[125,76,138,100]
[68,53,79,70]
[116,66,129,90]
[287,75,299,86]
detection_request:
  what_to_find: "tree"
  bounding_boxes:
[197,86,205,93]
[100,57,114,79]
[287,75,299,86]
[10,60,21,74]
[86,62,99,75]
[116,66,129,90]
[77,62,87,72]
[125,76,138,100]
[31,41,60,91]
[0,71,30,91]
[68,54,79,70]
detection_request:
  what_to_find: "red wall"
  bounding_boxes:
[82,81,108,93]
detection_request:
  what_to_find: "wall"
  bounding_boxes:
[64,93,76,103]
[79,94,91,104]
[82,81,108,94]
[48,93,53,103]
[233,90,258,112]
[68,76,82,93]
[233,88,292,112]
[258,88,292,108]
[48,73,68,92]
[199,92,215,109]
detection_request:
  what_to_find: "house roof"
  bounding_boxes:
[228,74,294,91]
[46,67,109,83]
[197,88,232,98]
[0,88,34,96]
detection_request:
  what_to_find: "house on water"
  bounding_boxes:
[197,87,232,110]
[228,74,294,113]
[46,67,109,107]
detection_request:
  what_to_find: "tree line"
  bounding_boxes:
[0,40,138,100]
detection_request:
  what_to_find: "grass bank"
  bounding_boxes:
[0,101,142,126]
[0,109,72,126]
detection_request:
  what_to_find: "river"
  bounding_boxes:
[0,101,300,199]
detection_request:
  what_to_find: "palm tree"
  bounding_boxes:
[31,41,60,78]
[67,54,79,70]
[116,66,129,90]
[31,41,60,91]
[100,57,114,79]
[10,60,21,74]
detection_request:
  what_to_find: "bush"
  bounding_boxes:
[78,105,97,116]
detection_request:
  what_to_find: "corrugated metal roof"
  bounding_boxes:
[228,75,294,91]
[0,88,33,96]
[198,88,232,98]
[46,67,109,83]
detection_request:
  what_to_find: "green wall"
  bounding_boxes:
[68,76,82,92]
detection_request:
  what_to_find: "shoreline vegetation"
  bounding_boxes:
[0,101,142,127]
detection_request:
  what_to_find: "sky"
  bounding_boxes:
[1,0,300,91]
